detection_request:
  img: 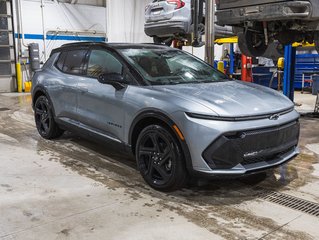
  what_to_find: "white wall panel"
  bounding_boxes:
[106,0,152,43]
[16,0,222,64]
[14,0,106,61]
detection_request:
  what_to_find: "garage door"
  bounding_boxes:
[0,0,15,92]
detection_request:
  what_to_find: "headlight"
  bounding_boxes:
[186,107,294,121]
[185,112,233,121]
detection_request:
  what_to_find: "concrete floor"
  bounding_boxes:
[0,92,318,240]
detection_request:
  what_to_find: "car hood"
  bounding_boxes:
[151,80,294,117]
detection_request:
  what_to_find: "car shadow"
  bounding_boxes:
[51,131,300,206]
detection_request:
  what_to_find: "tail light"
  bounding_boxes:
[167,0,185,9]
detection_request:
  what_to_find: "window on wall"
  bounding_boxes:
[0,63,11,75]
[56,49,88,75]
[87,50,123,78]
[0,2,7,15]
[0,32,9,45]
[0,0,12,80]
[0,47,10,60]
[0,17,7,30]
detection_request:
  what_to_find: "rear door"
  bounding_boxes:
[50,49,88,123]
[217,0,286,10]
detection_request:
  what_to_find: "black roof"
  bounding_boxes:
[51,42,171,56]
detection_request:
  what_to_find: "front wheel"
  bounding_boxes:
[34,95,64,139]
[136,125,187,191]
[238,31,268,57]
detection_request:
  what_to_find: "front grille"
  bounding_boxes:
[241,147,295,166]
[203,121,300,169]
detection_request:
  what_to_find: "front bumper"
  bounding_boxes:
[144,21,189,37]
[216,1,312,26]
[173,109,300,177]
[202,120,299,174]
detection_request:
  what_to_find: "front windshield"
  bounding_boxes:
[119,48,229,85]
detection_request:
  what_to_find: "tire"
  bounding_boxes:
[262,41,284,60]
[34,95,64,139]
[153,36,173,46]
[135,124,187,191]
[238,31,268,57]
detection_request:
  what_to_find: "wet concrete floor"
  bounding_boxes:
[0,93,318,240]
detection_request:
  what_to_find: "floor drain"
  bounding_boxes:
[0,107,10,111]
[260,191,319,217]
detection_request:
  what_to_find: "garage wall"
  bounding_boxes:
[0,1,15,92]
[8,0,224,92]
[16,0,223,66]
[106,0,223,61]
[13,0,107,62]
[106,0,152,43]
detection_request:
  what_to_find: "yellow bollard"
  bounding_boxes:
[16,63,23,93]
[217,61,225,73]
[278,57,284,69]
[24,81,32,93]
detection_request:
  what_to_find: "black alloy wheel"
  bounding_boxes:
[136,125,187,191]
[34,95,64,139]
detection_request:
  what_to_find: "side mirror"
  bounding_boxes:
[98,73,127,90]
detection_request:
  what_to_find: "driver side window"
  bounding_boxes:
[87,50,123,78]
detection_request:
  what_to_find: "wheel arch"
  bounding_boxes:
[129,110,193,171]
[32,86,56,117]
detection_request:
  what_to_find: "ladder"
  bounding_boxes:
[315,92,319,113]
[0,0,15,92]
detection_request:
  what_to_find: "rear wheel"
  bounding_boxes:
[238,30,268,57]
[34,95,64,139]
[136,124,187,191]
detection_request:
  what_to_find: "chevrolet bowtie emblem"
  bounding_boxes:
[269,114,280,120]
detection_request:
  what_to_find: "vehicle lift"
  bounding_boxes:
[171,0,297,101]
[283,45,296,101]
[215,35,298,101]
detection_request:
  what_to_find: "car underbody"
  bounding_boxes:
[216,0,319,57]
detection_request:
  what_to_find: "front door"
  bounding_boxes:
[77,48,126,142]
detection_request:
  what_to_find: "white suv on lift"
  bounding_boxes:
[144,0,233,46]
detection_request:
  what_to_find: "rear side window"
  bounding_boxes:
[56,52,67,71]
[56,49,87,75]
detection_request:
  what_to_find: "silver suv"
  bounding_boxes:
[145,0,233,45]
[32,42,300,191]
[216,0,319,57]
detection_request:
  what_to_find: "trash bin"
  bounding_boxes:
[313,75,319,95]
